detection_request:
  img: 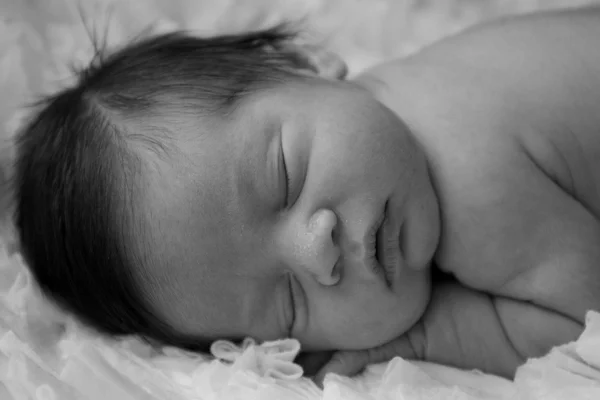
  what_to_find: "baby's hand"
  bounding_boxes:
[312,326,421,385]
[313,282,526,386]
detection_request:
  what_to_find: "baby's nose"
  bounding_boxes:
[294,209,340,285]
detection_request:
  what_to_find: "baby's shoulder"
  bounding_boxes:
[438,123,600,323]
[435,129,600,326]
[361,56,600,222]
[358,34,600,322]
[407,94,600,287]
[518,125,600,220]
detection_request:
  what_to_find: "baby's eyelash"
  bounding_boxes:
[280,139,291,205]
[287,273,296,335]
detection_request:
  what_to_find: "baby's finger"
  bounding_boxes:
[314,350,370,386]
[384,321,427,361]
[313,323,428,386]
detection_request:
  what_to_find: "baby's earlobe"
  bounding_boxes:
[306,46,348,80]
[292,44,348,80]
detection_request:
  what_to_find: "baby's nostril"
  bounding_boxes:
[331,224,339,244]
[331,259,342,283]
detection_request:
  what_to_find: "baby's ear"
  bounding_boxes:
[293,44,348,80]
[306,45,348,79]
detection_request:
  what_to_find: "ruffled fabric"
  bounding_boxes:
[3,0,600,399]
[3,256,600,400]
[211,338,304,380]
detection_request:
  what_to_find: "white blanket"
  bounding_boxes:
[2,1,600,399]
[2,245,600,399]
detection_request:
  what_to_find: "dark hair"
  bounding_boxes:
[13,26,311,350]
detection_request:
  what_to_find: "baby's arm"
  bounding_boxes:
[313,281,583,383]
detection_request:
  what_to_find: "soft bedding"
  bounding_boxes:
[2,0,600,399]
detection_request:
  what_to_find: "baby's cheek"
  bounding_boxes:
[403,185,440,271]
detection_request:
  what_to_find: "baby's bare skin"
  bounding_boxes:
[316,7,600,380]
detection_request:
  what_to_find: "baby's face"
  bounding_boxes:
[139,77,440,351]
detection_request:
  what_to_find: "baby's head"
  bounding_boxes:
[14,27,440,352]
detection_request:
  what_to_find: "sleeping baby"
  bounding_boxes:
[13,5,600,384]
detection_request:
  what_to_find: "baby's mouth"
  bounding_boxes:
[375,202,400,288]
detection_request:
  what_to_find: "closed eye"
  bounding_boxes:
[280,136,292,206]
[287,273,296,336]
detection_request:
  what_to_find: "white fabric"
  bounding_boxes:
[2,0,600,398]
[2,249,600,399]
